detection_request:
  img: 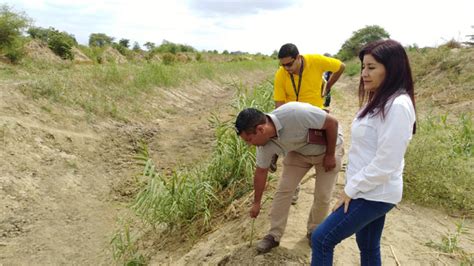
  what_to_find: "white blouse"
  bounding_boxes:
[344,94,416,204]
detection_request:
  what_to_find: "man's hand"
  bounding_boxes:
[332,191,352,213]
[323,154,336,172]
[250,202,261,218]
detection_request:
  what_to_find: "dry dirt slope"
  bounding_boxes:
[0,68,270,265]
[150,76,473,265]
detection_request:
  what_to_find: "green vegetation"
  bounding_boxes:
[132,82,273,230]
[336,25,390,61]
[27,26,77,59]
[404,113,473,215]
[10,59,275,120]
[89,32,114,47]
[110,221,146,265]
[392,45,474,216]
[111,81,275,264]
[343,58,361,77]
[426,219,473,263]
[0,4,31,63]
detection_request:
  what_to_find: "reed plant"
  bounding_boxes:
[130,82,274,233]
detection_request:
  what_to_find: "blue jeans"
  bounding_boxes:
[311,198,395,266]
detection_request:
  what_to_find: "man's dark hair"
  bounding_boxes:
[278,43,299,59]
[235,108,266,135]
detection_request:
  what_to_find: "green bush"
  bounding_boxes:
[154,40,196,54]
[404,113,473,215]
[27,26,77,60]
[3,37,25,63]
[47,29,76,60]
[161,52,176,65]
[344,59,361,77]
[89,33,114,47]
[112,42,128,56]
[0,5,30,62]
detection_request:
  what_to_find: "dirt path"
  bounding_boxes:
[150,75,474,265]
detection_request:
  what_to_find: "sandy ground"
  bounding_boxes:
[0,71,472,265]
[0,69,269,264]
[150,76,474,265]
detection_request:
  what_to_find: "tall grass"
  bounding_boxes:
[404,112,473,215]
[343,58,361,77]
[130,82,274,232]
[9,59,276,120]
[112,82,275,263]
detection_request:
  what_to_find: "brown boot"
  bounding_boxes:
[256,234,279,253]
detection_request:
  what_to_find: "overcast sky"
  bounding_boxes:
[4,0,473,55]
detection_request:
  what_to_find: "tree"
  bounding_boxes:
[89,33,114,47]
[464,25,474,46]
[155,40,196,54]
[0,5,31,62]
[27,26,49,42]
[144,41,155,50]
[336,25,390,61]
[118,38,129,48]
[132,41,141,51]
[271,49,278,59]
[0,5,30,47]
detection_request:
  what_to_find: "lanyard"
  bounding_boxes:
[289,57,304,101]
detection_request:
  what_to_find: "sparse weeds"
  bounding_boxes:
[110,221,146,266]
[426,219,473,264]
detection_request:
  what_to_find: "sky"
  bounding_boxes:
[3,0,473,55]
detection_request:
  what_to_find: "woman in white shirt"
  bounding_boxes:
[311,39,416,266]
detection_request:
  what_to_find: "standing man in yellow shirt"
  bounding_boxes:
[271,43,345,204]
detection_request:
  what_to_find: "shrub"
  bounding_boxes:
[404,113,473,215]
[161,52,176,65]
[195,52,202,61]
[441,39,462,49]
[89,33,114,47]
[112,42,128,56]
[155,40,196,54]
[27,26,77,60]
[47,29,76,59]
[344,59,361,77]
[0,5,30,62]
[3,37,25,63]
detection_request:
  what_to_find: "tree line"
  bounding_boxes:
[1,4,472,64]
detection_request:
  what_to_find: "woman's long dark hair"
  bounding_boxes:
[357,39,416,125]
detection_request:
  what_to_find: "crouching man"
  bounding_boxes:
[234,102,344,253]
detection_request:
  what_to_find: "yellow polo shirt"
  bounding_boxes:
[273,54,342,108]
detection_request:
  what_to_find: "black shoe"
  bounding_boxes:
[291,185,300,205]
[269,154,278,173]
[307,231,312,247]
[256,234,279,253]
